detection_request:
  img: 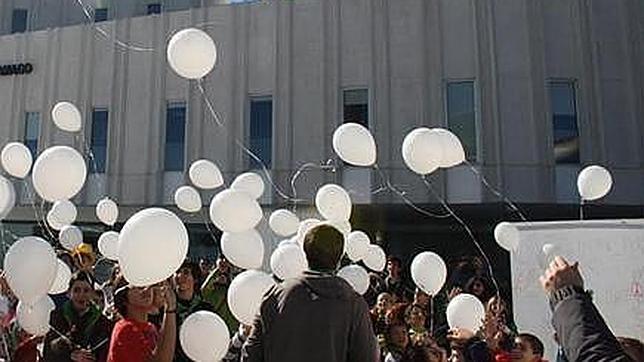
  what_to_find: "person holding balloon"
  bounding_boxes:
[107,277,177,362]
[173,261,214,362]
[43,271,112,362]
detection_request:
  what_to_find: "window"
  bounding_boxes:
[549,81,579,164]
[11,9,28,33]
[94,8,108,22]
[164,102,187,172]
[90,109,109,173]
[343,89,369,128]
[249,97,273,169]
[147,3,162,15]
[24,112,40,159]
[447,81,477,161]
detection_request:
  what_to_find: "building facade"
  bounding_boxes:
[0,0,642,290]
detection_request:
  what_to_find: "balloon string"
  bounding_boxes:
[199,209,218,244]
[579,199,585,220]
[463,160,528,222]
[75,133,106,197]
[39,199,59,245]
[196,80,307,204]
[289,160,336,213]
[421,176,501,296]
[372,164,451,219]
[74,0,155,52]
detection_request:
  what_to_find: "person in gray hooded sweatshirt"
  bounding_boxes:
[241,224,378,362]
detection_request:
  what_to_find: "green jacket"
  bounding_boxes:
[201,269,239,334]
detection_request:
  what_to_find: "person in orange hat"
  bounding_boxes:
[73,243,97,273]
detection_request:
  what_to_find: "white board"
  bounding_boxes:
[508,219,644,359]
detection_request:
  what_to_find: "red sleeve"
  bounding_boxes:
[108,322,156,362]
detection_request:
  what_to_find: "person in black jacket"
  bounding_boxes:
[241,224,378,362]
[539,256,633,361]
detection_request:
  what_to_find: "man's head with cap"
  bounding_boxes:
[303,224,344,272]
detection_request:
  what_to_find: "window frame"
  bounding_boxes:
[341,87,370,129]
[444,79,480,163]
[163,100,188,172]
[247,95,274,170]
[547,79,581,165]
[89,107,109,174]
[11,8,28,33]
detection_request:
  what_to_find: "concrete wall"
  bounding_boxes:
[0,0,642,223]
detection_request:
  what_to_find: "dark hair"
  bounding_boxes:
[303,224,344,271]
[177,260,203,288]
[465,275,493,300]
[69,271,95,291]
[404,303,426,322]
[518,333,544,357]
[387,256,402,268]
[386,303,409,326]
[112,275,129,317]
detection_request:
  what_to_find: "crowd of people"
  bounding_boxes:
[0,225,641,362]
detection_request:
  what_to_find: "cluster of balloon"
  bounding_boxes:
[180,311,230,362]
[3,237,58,335]
[227,270,274,325]
[175,159,225,213]
[446,293,485,334]
[411,252,447,296]
[332,123,377,167]
[402,127,465,175]
[118,208,189,286]
[221,230,264,270]
[577,165,613,201]
[494,222,520,252]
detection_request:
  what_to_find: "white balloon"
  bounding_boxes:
[167,28,217,79]
[333,123,377,166]
[269,209,300,237]
[59,225,83,251]
[221,230,264,270]
[326,219,352,235]
[46,210,66,231]
[446,293,485,333]
[278,238,299,248]
[174,186,202,213]
[49,259,72,295]
[270,244,308,280]
[434,128,465,168]
[98,231,120,261]
[119,208,189,287]
[0,175,16,221]
[337,265,369,295]
[346,231,371,262]
[363,244,386,272]
[189,159,223,190]
[180,311,230,362]
[17,296,55,336]
[227,270,274,325]
[411,252,447,295]
[401,128,442,175]
[315,184,352,222]
[32,146,87,202]
[49,200,77,227]
[96,197,119,226]
[297,218,321,239]
[577,165,613,201]
[494,222,520,252]
[209,189,263,233]
[1,142,32,178]
[51,101,82,132]
[231,172,265,200]
[4,236,57,304]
